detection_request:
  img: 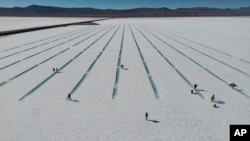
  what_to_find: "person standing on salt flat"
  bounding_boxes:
[53,68,55,73]
[194,84,198,89]
[211,94,215,102]
[145,112,148,120]
[121,64,124,69]
[213,104,219,108]
[66,93,80,102]
[229,83,237,88]
[66,93,72,100]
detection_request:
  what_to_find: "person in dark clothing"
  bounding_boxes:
[229,83,237,88]
[211,94,215,102]
[213,104,219,108]
[66,93,80,102]
[53,68,55,72]
[145,112,148,120]
[191,90,194,94]
[194,84,198,89]
[121,64,124,69]
[66,93,72,100]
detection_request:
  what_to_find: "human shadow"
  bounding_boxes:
[147,119,160,123]
[195,89,207,92]
[71,99,80,102]
[232,87,243,92]
[55,71,63,73]
[66,95,80,102]
[213,100,225,104]
[67,98,80,102]
[122,68,129,70]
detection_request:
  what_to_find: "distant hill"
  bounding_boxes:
[0,5,250,17]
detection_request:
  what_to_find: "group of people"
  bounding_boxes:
[210,94,219,108]
[191,84,219,108]
[52,68,60,73]
[190,84,198,94]
[229,83,237,88]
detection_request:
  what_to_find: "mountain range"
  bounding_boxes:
[1,5,250,17]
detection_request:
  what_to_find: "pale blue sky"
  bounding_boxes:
[0,0,249,9]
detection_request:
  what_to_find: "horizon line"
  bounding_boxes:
[1,4,250,10]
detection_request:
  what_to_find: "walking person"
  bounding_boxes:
[53,68,55,72]
[145,112,148,120]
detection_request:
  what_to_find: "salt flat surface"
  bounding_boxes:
[0,17,102,32]
[0,17,250,141]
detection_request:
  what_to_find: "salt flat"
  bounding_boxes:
[0,17,249,141]
[0,17,102,32]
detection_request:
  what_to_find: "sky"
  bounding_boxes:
[0,0,250,9]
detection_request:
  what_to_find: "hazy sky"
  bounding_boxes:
[0,0,250,9]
